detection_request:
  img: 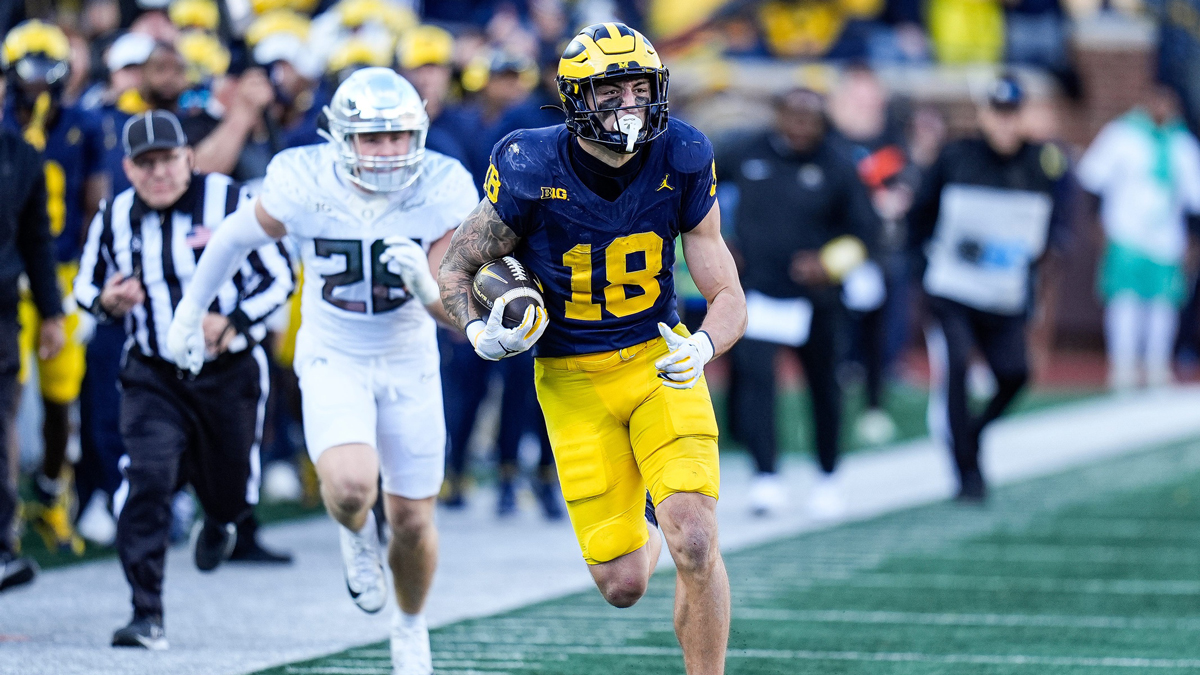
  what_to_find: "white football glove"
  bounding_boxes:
[166,297,205,375]
[379,236,440,306]
[655,322,714,390]
[466,297,548,361]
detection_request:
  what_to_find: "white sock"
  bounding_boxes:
[395,610,425,630]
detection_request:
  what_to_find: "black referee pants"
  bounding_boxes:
[0,316,18,557]
[927,297,1029,486]
[117,348,264,618]
[732,301,842,475]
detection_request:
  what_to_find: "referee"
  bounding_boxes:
[74,110,293,649]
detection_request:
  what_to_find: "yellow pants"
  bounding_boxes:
[18,264,85,404]
[535,326,720,565]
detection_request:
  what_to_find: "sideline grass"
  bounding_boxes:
[260,438,1200,675]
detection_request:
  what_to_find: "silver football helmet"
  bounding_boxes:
[322,67,429,193]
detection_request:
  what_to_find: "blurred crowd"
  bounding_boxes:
[4,0,1200,566]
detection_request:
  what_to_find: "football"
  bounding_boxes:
[471,256,545,329]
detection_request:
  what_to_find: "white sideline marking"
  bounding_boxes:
[921,543,1200,565]
[731,608,1200,630]
[732,572,1200,595]
[510,608,1200,630]
[430,643,1200,669]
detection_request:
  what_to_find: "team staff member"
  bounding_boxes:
[720,88,880,519]
[0,115,63,593]
[909,76,1069,502]
[2,20,107,555]
[74,111,293,649]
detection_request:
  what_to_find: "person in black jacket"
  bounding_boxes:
[0,127,64,592]
[720,88,880,519]
[908,75,1070,502]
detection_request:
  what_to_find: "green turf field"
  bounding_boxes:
[711,382,1098,456]
[260,437,1200,675]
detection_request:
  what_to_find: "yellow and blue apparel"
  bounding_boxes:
[486,118,721,563]
[6,103,106,403]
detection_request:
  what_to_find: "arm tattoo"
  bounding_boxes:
[438,199,520,331]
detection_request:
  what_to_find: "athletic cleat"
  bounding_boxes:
[112,614,167,650]
[496,479,517,517]
[229,537,293,564]
[854,407,897,446]
[76,491,117,547]
[192,519,236,572]
[533,468,564,521]
[807,473,847,522]
[27,479,86,557]
[0,552,38,592]
[229,516,293,564]
[749,473,786,517]
[956,469,988,504]
[390,612,433,675]
[644,491,658,528]
[340,511,387,614]
[439,475,467,510]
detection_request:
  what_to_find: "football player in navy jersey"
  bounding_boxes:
[439,23,746,675]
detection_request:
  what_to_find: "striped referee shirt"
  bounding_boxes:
[74,172,293,362]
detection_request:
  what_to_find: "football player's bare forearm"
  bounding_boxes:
[683,201,746,358]
[698,286,746,358]
[437,200,519,331]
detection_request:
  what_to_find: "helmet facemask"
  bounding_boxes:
[9,55,67,110]
[560,68,668,154]
[321,67,430,194]
[327,125,428,193]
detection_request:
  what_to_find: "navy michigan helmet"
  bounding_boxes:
[556,22,669,154]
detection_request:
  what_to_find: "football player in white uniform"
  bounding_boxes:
[164,68,477,674]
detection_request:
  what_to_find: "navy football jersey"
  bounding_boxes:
[487,118,718,357]
[4,103,105,263]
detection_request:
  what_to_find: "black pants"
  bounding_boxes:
[927,297,1029,484]
[733,301,842,475]
[0,315,17,556]
[117,348,263,618]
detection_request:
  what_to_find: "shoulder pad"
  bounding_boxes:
[418,150,475,199]
[664,118,714,175]
[262,145,326,204]
[492,127,560,201]
[494,127,560,169]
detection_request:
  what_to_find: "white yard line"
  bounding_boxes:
[2,387,1200,675]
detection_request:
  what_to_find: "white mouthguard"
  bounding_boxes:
[617,114,643,153]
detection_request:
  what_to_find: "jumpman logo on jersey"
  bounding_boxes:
[657,174,674,191]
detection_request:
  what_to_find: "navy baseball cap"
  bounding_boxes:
[987,75,1024,111]
[122,110,187,158]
